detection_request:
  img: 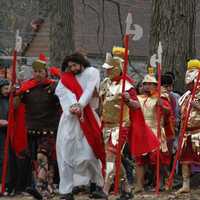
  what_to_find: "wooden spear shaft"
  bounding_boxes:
[114,34,129,194]
[1,50,17,193]
[156,62,161,195]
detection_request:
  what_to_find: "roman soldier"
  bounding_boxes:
[100,47,159,199]
[14,54,60,199]
[176,59,200,194]
[136,73,175,192]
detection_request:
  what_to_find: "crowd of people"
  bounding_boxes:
[0,47,200,200]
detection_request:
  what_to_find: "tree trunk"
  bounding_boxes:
[49,0,75,66]
[149,0,196,92]
[38,0,49,19]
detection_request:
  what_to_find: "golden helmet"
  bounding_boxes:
[112,46,126,59]
[187,59,200,70]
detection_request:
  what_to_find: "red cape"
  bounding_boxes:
[12,103,27,155]
[128,89,160,157]
[61,72,106,175]
[11,78,55,155]
[49,66,61,78]
[16,78,54,95]
[161,96,175,140]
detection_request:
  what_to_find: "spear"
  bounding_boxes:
[150,42,163,195]
[166,69,200,189]
[114,12,143,194]
[1,30,22,193]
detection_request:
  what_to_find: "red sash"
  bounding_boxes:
[61,72,106,174]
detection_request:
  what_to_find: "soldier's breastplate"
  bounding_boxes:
[138,96,157,133]
[102,95,129,127]
[181,95,200,132]
[138,95,168,152]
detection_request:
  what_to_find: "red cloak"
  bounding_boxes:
[16,78,55,95]
[128,88,160,157]
[161,96,175,140]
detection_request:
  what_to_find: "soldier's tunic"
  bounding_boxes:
[100,78,132,154]
[99,77,134,192]
[136,92,174,166]
[18,80,60,197]
[179,90,200,164]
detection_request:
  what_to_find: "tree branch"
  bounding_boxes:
[82,0,103,53]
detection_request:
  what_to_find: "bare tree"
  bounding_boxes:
[49,0,75,66]
[149,0,196,92]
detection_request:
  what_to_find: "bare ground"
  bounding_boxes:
[1,189,200,200]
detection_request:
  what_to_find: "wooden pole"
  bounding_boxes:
[1,50,17,193]
[114,35,129,194]
[156,62,161,195]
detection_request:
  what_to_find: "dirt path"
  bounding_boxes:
[1,189,200,200]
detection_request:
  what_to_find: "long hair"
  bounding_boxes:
[61,52,90,72]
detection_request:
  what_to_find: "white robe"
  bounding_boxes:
[55,67,104,194]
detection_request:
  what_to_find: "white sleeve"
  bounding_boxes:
[78,67,100,108]
[55,81,77,115]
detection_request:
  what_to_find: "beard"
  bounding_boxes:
[71,67,83,75]
[73,70,82,75]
